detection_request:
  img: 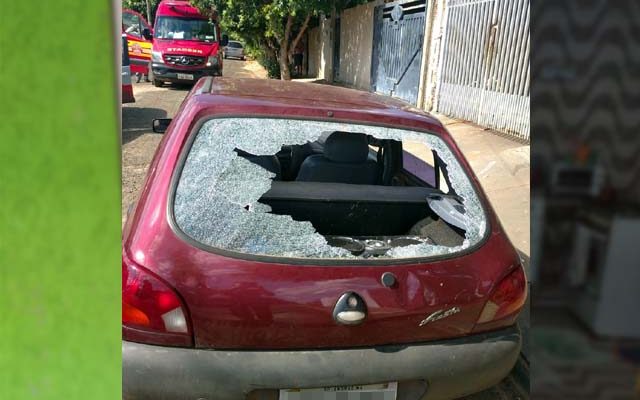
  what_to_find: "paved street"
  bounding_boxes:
[121,59,267,224]
[121,59,528,399]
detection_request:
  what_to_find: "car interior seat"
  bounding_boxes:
[295,132,379,184]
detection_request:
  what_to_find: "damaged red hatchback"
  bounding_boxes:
[122,78,526,400]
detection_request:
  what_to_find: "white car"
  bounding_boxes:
[224,40,245,60]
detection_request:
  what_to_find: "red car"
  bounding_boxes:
[122,78,527,400]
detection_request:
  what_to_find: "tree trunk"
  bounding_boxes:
[146,0,152,23]
[279,15,293,80]
[287,13,312,73]
[279,49,291,80]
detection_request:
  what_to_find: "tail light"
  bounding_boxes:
[475,265,527,328]
[122,254,193,346]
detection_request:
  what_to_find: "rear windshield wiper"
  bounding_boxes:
[427,192,464,203]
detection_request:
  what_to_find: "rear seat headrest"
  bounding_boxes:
[324,132,369,164]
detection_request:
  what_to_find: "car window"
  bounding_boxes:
[402,142,436,187]
[401,141,450,193]
[123,12,142,38]
[173,118,486,260]
[228,42,243,48]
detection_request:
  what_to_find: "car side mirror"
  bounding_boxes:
[152,118,172,133]
[142,28,152,40]
[220,34,229,47]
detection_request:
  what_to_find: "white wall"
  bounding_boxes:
[308,25,321,78]
[306,15,334,80]
[337,0,383,90]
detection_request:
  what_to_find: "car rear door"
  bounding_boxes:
[122,9,152,75]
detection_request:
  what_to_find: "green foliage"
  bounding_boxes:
[122,0,159,22]
[191,0,367,78]
[189,1,367,79]
[257,52,282,79]
[122,0,143,13]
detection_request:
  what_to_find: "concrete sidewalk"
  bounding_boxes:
[435,114,531,259]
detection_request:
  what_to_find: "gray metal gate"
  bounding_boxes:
[436,0,530,140]
[371,0,428,105]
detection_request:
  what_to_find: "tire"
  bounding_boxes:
[153,79,163,88]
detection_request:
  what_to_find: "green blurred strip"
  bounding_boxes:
[0,1,121,399]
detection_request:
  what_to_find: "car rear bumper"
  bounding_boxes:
[123,325,521,400]
[225,50,244,58]
[152,62,221,82]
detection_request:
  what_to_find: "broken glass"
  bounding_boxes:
[174,118,487,260]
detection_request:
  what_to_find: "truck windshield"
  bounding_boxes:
[154,16,217,42]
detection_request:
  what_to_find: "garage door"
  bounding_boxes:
[371,0,428,105]
[436,0,530,140]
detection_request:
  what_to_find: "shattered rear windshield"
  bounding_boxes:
[173,118,487,260]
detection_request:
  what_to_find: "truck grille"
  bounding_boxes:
[164,55,205,66]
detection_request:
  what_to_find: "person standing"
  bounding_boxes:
[293,42,304,77]
[135,72,150,83]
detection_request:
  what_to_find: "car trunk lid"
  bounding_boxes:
[149,235,516,350]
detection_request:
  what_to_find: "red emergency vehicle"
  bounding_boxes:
[150,0,228,87]
[122,9,153,76]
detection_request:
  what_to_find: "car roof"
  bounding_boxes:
[191,77,445,128]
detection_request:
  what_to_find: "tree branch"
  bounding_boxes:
[288,13,312,57]
[283,14,293,50]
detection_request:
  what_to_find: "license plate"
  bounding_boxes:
[279,382,397,400]
[177,73,194,81]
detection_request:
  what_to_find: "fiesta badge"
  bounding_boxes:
[419,307,461,327]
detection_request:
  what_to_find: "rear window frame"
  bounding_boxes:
[166,115,492,266]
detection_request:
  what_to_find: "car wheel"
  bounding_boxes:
[152,79,163,88]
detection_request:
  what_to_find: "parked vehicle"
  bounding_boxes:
[122,78,526,400]
[121,34,135,104]
[149,0,228,87]
[122,9,153,77]
[224,40,245,60]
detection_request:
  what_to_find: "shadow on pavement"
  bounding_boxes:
[122,106,167,144]
[166,82,194,91]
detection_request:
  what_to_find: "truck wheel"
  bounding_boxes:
[153,79,163,88]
